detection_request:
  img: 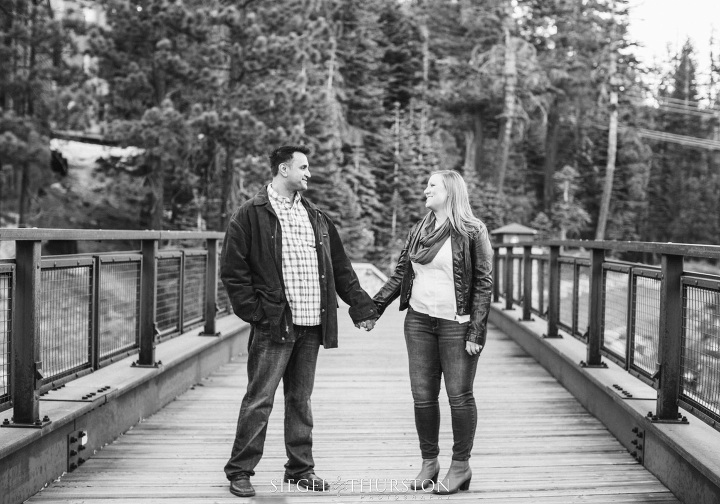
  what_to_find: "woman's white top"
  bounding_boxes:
[409,237,471,323]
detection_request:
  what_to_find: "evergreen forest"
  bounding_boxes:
[2,0,720,269]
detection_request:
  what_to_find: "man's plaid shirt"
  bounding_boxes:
[267,184,322,326]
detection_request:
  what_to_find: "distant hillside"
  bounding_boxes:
[0,140,148,255]
[40,139,144,227]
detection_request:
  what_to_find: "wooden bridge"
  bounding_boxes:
[1,230,719,503]
[23,307,683,503]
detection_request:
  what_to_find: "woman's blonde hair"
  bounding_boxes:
[430,170,483,236]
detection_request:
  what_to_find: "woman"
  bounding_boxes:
[373,170,493,495]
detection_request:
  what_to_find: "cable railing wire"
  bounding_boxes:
[156,254,182,338]
[0,267,12,410]
[631,272,661,380]
[183,252,207,327]
[681,282,720,425]
[98,258,141,364]
[602,267,630,363]
[38,264,93,386]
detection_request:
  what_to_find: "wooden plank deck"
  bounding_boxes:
[27,305,681,503]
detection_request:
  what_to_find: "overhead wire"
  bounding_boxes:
[624,91,720,115]
[589,120,720,150]
[641,104,718,119]
[633,128,720,150]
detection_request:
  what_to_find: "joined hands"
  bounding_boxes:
[355,318,377,332]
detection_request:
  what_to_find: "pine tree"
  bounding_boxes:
[416,0,505,184]
[88,0,220,229]
[646,41,719,244]
[0,0,81,226]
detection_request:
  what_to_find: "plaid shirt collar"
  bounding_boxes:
[267,184,301,211]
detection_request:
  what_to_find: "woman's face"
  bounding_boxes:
[424,174,448,212]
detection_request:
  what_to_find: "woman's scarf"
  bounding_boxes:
[410,214,452,265]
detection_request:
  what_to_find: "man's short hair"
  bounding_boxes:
[269,145,310,176]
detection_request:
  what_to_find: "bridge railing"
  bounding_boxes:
[494,240,720,432]
[0,229,229,427]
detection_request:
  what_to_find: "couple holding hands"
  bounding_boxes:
[220,145,493,498]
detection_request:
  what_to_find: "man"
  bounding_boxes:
[220,145,378,498]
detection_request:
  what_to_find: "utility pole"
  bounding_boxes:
[595,0,618,241]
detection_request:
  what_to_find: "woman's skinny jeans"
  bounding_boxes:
[404,307,480,461]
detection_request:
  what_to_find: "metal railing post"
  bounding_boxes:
[200,238,220,336]
[571,262,580,336]
[583,248,607,367]
[544,245,561,338]
[492,251,500,303]
[504,246,514,310]
[625,269,635,370]
[90,256,100,370]
[135,239,159,367]
[653,254,686,423]
[178,252,186,334]
[522,246,533,321]
[538,259,545,314]
[9,240,48,427]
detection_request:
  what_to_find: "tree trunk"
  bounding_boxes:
[419,17,429,154]
[595,92,618,240]
[421,21,429,88]
[1,2,15,110]
[27,0,37,116]
[391,103,400,242]
[544,110,560,211]
[326,30,341,146]
[464,130,476,175]
[202,139,217,222]
[497,26,516,192]
[473,113,484,179]
[14,0,28,115]
[219,146,236,231]
[18,162,29,227]
[153,63,167,106]
[463,113,485,180]
[148,158,164,230]
[326,34,336,102]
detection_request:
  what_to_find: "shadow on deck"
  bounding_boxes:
[25,305,682,503]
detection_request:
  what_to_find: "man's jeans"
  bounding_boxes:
[224,324,321,480]
[404,308,479,461]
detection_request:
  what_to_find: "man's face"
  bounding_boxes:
[281,152,311,192]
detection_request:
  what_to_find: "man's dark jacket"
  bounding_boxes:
[372,219,494,347]
[220,185,378,348]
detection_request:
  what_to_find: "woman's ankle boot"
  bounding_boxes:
[409,458,440,491]
[435,459,471,494]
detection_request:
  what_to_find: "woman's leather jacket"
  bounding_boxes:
[373,219,494,346]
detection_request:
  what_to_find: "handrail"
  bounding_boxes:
[0,229,224,241]
[492,239,720,432]
[500,239,720,259]
[0,230,227,427]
